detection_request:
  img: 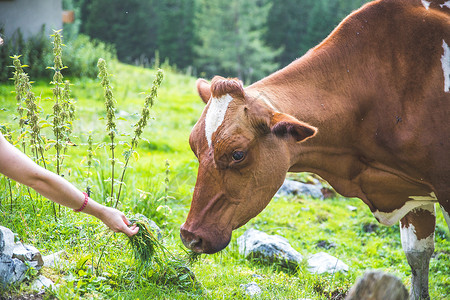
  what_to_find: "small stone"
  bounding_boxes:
[345,270,408,300]
[13,242,44,271]
[238,229,303,268]
[30,275,55,292]
[132,214,162,239]
[307,252,348,274]
[0,254,15,287]
[347,205,357,211]
[11,258,28,283]
[276,179,323,199]
[316,240,337,250]
[43,250,66,269]
[240,281,262,297]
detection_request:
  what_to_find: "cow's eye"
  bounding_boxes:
[231,150,245,162]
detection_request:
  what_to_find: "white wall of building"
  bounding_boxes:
[0,0,62,40]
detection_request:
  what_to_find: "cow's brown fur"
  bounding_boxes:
[182,1,449,298]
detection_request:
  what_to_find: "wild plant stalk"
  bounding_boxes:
[85,134,94,187]
[12,56,28,154]
[97,58,117,206]
[11,58,41,215]
[12,55,53,219]
[156,159,174,226]
[163,160,170,223]
[50,30,66,178]
[61,80,76,158]
[115,69,164,208]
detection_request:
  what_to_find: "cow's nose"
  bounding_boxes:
[180,224,203,253]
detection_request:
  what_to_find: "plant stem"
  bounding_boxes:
[95,232,114,276]
[115,69,164,208]
[97,58,117,206]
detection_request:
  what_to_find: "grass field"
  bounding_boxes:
[0,61,449,299]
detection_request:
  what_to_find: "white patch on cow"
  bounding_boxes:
[400,223,435,252]
[373,193,437,226]
[440,1,450,9]
[440,205,450,231]
[400,205,435,252]
[204,94,234,147]
[441,40,450,93]
[409,192,437,201]
[421,0,431,10]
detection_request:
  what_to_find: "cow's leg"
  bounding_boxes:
[400,204,436,300]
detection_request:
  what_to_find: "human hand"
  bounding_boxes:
[99,206,139,237]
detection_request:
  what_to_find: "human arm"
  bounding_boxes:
[0,133,138,237]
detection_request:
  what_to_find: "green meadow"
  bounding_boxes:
[0,61,449,299]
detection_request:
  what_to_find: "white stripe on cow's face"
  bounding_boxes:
[204,94,234,147]
[421,0,431,10]
[442,40,450,93]
[400,205,435,252]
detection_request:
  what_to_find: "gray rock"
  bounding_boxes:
[30,275,55,292]
[0,226,15,257]
[0,226,44,288]
[13,242,44,271]
[307,252,349,274]
[240,282,262,297]
[345,270,408,300]
[43,250,66,269]
[1,256,28,287]
[0,254,15,288]
[132,214,162,239]
[238,228,303,268]
[11,258,27,283]
[276,179,323,199]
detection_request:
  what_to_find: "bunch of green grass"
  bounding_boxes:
[128,219,161,267]
[128,218,201,292]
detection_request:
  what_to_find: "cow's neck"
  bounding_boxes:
[246,34,394,205]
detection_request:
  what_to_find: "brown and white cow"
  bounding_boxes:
[181,0,450,299]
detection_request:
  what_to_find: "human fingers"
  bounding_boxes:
[122,223,139,237]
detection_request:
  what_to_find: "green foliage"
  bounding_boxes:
[265,0,372,67]
[75,0,372,82]
[0,28,116,81]
[80,0,197,70]
[194,0,280,84]
[0,27,52,82]
[80,0,160,65]
[63,34,117,78]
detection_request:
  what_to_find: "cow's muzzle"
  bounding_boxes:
[180,223,231,254]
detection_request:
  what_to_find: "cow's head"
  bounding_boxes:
[180,76,317,254]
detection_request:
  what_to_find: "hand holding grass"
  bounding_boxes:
[0,132,138,237]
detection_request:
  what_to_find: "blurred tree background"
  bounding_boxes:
[2,0,371,83]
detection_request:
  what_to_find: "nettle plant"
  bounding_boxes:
[6,30,164,217]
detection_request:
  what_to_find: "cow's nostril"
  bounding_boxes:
[180,225,204,252]
[187,237,202,250]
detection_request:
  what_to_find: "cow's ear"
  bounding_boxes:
[196,79,211,104]
[270,112,317,142]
